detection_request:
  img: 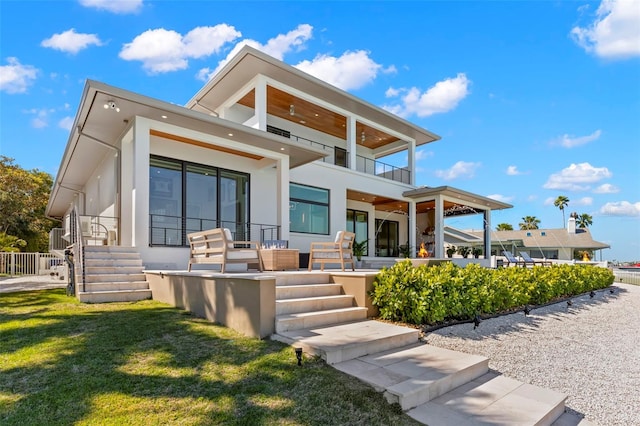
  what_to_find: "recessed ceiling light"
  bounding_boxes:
[299,120,306,124]
[228,133,233,137]
[161,115,167,119]
[280,147,285,151]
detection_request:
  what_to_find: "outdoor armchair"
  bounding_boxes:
[308,231,356,271]
[187,228,262,273]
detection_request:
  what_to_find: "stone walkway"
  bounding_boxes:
[0,275,67,293]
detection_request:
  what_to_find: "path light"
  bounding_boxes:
[566,300,573,308]
[473,314,482,330]
[524,305,531,316]
[295,347,302,366]
[590,291,595,298]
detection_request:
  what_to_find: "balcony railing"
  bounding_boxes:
[288,132,411,184]
[149,215,281,247]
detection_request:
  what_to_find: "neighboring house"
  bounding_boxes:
[46,46,511,269]
[466,215,610,261]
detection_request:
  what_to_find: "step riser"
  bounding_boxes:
[275,273,331,286]
[83,252,141,260]
[84,259,143,267]
[83,246,139,253]
[324,331,420,365]
[276,295,354,315]
[386,359,490,410]
[83,274,147,283]
[83,282,150,292]
[276,284,342,299]
[78,290,151,303]
[275,308,367,333]
[85,267,143,275]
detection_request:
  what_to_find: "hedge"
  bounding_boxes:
[371,261,615,325]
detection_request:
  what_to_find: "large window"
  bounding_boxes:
[347,209,368,247]
[150,156,249,246]
[290,183,329,235]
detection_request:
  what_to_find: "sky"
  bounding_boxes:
[1,0,639,262]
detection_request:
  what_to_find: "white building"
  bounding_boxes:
[46,46,511,270]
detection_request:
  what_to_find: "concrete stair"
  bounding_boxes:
[77,246,151,303]
[270,272,568,424]
[273,273,368,334]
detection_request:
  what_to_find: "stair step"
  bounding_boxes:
[83,273,147,283]
[77,289,152,303]
[274,273,331,286]
[273,319,419,364]
[334,344,489,411]
[276,295,354,315]
[407,372,567,426]
[275,307,367,333]
[83,251,141,260]
[84,259,143,267]
[83,281,150,292]
[276,283,343,299]
[552,411,595,426]
[84,246,139,253]
[85,266,144,275]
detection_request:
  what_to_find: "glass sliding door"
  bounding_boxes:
[150,158,183,246]
[185,164,217,236]
[149,155,250,246]
[347,209,368,250]
[375,219,399,257]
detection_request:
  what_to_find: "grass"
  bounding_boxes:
[0,289,420,426]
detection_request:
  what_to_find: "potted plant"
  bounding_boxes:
[472,247,482,259]
[446,245,457,258]
[457,246,471,258]
[398,242,414,258]
[352,240,368,267]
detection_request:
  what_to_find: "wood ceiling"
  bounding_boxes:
[346,190,479,216]
[237,86,401,150]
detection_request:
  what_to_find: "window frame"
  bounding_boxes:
[289,182,330,235]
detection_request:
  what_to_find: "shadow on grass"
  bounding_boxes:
[0,289,419,426]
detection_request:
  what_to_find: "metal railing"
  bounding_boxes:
[149,215,281,247]
[49,228,67,252]
[288,132,411,184]
[0,252,62,276]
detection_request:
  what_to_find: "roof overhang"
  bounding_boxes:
[403,186,513,212]
[46,80,327,219]
[186,45,441,148]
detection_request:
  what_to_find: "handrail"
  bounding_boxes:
[288,132,411,184]
[70,207,86,293]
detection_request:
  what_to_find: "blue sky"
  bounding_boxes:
[1,0,639,261]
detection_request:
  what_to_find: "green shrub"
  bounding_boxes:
[372,261,614,325]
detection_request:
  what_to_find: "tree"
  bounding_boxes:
[0,232,27,252]
[0,156,58,252]
[519,216,541,230]
[496,223,513,231]
[576,213,593,228]
[554,195,570,227]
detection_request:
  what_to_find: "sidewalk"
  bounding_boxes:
[0,274,68,293]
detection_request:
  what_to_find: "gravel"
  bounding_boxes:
[424,283,640,426]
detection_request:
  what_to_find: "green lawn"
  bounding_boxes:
[1,289,419,426]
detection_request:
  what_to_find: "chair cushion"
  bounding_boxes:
[227,250,260,260]
[223,228,234,249]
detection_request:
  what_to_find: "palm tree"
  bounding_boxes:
[496,223,513,231]
[554,195,570,227]
[576,213,593,228]
[519,216,540,230]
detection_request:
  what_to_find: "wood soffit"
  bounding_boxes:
[237,86,401,150]
[149,129,264,161]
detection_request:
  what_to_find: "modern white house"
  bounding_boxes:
[46,45,511,271]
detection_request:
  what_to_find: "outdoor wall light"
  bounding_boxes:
[104,100,120,112]
[295,347,302,366]
[289,104,295,116]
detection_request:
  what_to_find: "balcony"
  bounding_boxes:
[285,132,411,184]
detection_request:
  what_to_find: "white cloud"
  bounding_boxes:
[199,24,313,81]
[385,87,400,97]
[26,108,54,129]
[383,73,471,118]
[79,0,143,14]
[58,116,74,131]
[120,24,241,73]
[571,0,640,59]
[575,197,594,206]
[435,161,480,180]
[506,165,523,175]
[593,183,620,193]
[41,29,103,55]
[599,201,640,216]
[0,57,38,94]
[296,50,381,91]
[415,149,434,161]
[487,194,514,203]
[544,197,555,206]
[543,162,612,191]
[552,129,602,148]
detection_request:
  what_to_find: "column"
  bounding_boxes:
[408,201,416,256]
[347,116,357,171]
[254,77,267,131]
[483,210,491,259]
[434,195,444,258]
[408,140,416,185]
[277,156,290,241]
